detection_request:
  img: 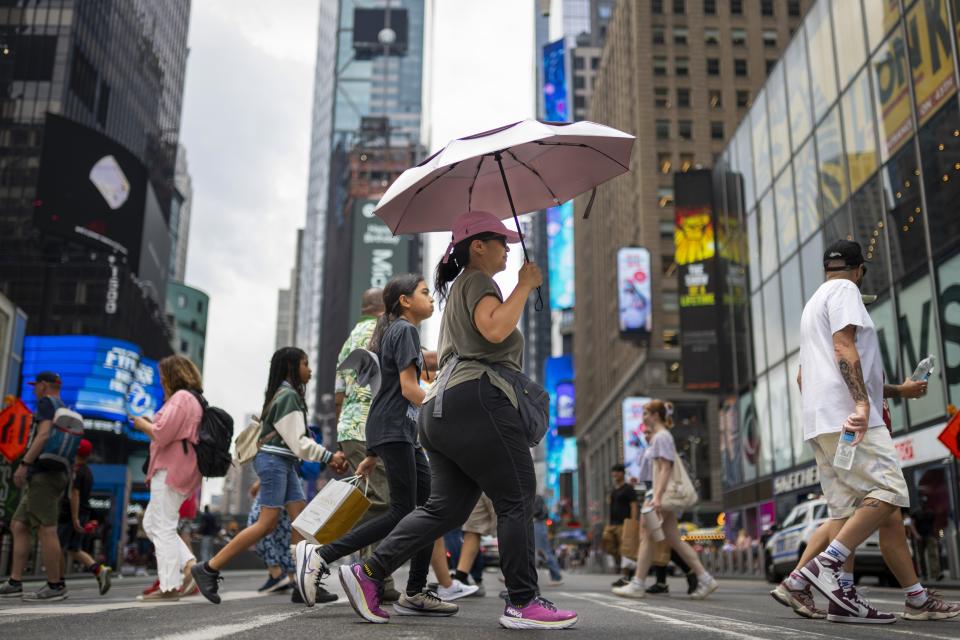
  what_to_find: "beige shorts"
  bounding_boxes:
[463,493,497,535]
[810,427,910,519]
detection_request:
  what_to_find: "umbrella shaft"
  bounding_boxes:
[494,152,529,262]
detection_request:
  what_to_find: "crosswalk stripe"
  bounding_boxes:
[148,610,306,640]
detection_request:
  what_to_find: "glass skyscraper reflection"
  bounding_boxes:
[714,0,960,579]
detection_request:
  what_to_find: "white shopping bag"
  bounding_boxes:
[292,476,371,544]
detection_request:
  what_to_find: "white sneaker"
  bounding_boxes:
[436,579,479,601]
[612,578,646,599]
[294,540,329,607]
[690,576,719,600]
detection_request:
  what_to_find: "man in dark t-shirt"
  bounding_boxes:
[604,464,638,586]
[57,439,111,595]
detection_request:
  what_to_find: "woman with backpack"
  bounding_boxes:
[612,399,718,600]
[294,274,453,616]
[192,347,347,604]
[131,355,205,601]
[335,210,578,630]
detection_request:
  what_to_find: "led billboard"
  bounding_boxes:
[616,247,652,335]
[543,39,568,122]
[547,200,575,310]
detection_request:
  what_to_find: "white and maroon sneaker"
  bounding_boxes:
[902,590,960,621]
[799,554,857,615]
[826,589,896,624]
[499,596,578,630]
[770,581,827,619]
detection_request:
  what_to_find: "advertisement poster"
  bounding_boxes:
[348,200,410,328]
[872,26,914,157]
[543,39,568,122]
[616,247,652,334]
[622,396,651,483]
[907,0,957,125]
[547,200,575,310]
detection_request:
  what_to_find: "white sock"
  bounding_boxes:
[838,572,854,589]
[904,582,928,606]
[630,576,645,587]
[821,540,851,563]
[696,571,712,581]
[785,571,808,590]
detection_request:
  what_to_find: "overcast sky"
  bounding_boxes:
[181,1,534,471]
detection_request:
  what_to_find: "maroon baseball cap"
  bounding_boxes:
[442,211,522,264]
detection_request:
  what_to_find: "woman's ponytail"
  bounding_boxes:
[367,273,423,353]
[433,231,503,304]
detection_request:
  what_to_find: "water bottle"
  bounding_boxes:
[833,429,856,470]
[911,355,936,381]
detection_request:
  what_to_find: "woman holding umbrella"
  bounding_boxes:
[337,210,578,630]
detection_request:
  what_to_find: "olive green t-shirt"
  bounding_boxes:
[425,269,524,407]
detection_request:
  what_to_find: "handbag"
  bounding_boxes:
[619,517,640,560]
[235,391,281,465]
[659,455,698,511]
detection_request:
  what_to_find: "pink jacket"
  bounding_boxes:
[146,390,203,496]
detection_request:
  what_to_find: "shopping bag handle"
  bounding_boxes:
[342,474,370,496]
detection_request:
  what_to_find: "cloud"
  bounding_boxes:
[180,0,317,437]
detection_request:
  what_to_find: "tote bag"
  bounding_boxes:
[659,456,698,511]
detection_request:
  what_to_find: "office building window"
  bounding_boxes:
[731,0,743,15]
[652,26,665,44]
[678,120,693,140]
[788,0,801,16]
[737,90,751,107]
[658,186,675,207]
[654,56,668,76]
[709,89,722,109]
[574,75,585,90]
[711,121,724,140]
[660,220,675,240]
[574,95,586,109]
[677,87,691,107]
[680,153,695,172]
[732,28,747,46]
[761,0,774,16]
[705,28,720,45]
[707,58,720,75]
[656,119,670,139]
[654,87,670,108]
[574,56,585,70]
[674,27,688,45]
[676,57,689,76]
[659,153,673,174]
[673,0,685,14]
[735,58,748,76]
[592,57,600,70]
[652,0,664,14]
[704,0,717,15]
[763,29,777,48]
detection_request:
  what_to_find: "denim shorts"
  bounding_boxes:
[253,451,305,508]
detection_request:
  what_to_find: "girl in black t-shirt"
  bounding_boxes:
[293,274,448,615]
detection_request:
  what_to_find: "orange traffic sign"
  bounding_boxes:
[0,398,32,463]
[938,411,960,460]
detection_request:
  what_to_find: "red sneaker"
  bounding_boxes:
[142,579,160,596]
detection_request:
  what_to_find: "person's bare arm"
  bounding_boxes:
[70,488,82,531]
[833,325,869,444]
[884,379,928,399]
[399,365,425,407]
[335,392,345,422]
[473,263,542,344]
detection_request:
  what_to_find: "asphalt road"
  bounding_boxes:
[2,568,958,639]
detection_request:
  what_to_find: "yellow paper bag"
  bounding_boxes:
[292,476,371,544]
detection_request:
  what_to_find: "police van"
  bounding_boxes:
[764,498,889,584]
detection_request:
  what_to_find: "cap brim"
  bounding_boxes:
[503,229,522,244]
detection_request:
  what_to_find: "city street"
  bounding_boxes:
[2,570,958,639]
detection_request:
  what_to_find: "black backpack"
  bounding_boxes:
[187,391,234,477]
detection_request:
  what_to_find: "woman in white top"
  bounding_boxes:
[612,399,718,600]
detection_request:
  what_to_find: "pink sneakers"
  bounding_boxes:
[339,563,390,624]
[499,596,579,630]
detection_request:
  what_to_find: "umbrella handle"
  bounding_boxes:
[495,152,545,313]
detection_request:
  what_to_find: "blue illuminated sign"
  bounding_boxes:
[547,200,575,310]
[543,39,568,122]
[21,336,165,440]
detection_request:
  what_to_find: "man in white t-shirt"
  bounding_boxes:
[783,241,920,623]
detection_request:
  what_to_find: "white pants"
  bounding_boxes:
[143,470,195,592]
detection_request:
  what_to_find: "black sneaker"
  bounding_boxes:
[191,563,222,604]
[612,577,630,588]
[686,573,698,595]
[95,566,112,596]
[646,582,669,595]
[315,586,338,603]
[259,575,291,593]
[0,581,23,598]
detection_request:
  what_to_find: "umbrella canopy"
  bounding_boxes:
[374,119,635,235]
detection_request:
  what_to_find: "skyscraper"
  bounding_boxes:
[298,0,425,423]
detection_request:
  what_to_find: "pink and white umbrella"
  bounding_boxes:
[373,119,635,245]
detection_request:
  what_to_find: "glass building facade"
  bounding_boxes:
[715,0,960,578]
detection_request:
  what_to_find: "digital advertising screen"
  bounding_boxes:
[616,247,652,335]
[21,335,164,441]
[622,396,651,483]
[547,200,575,310]
[543,38,568,122]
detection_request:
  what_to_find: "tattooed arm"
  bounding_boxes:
[833,324,870,445]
